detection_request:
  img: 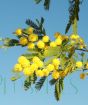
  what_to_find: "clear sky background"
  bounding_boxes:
[0,0,88,105]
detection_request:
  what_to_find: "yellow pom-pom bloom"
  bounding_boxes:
[42,69,49,76]
[52,58,60,66]
[37,40,45,49]
[23,67,32,76]
[55,38,62,46]
[14,63,22,72]
[27,27,34,34]
[27,42,35,49]
[19,37,28,45]
[32,56,40,63]
[36,61,44,68]
[36,70,44,77]
[52,71,60,79]
[54,32,61,38]
[47,64,55,72]
[30,63,38,71]
[80,73,86,79]
[18,56,30,68]
[76,61,83,68]
[42,35,49,43]
[28,34,38,42]
[70,34,79,40]
[50,41,57,47]
[15,28,22,36]
[85,62,88,69]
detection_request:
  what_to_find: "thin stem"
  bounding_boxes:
[72,18,78,34]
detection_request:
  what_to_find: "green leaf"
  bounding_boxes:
[22,53,38,59]
[24,73,37,91]
[44,46,61,57]
[44,0,50,10]
[11,75,22,81]
[35,76,46,90]
[24,76,32,91]
[54,79,64,101]
[49,79,57,86]
[34,0,42,4]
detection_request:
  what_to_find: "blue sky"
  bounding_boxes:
[0,0,88,105]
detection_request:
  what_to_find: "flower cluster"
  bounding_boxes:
[12,28,88,80]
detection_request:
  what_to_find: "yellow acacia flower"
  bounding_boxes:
[32,56,40,63]
[18,56,30,68]
[30,63,38,71]
[27,42,35,49]
[79,45,84,49]
[36,70,44,77]
[85,62,88,69]
[28,34,38,42]
[23,67,32,76]
[42,69,49,76]
[15,28,22,36]
[55,38,62,46]
[27,27,34,34]
[80,73,86,79]
[54,32,61,38]
[36,61,44,68]
[14,63,23,72]
[52,58,60,66]
[37,40,45,49]
[47,64,55,72]
[52,71,60,79]
[42,35,49,43]
[50,41,57,47]
[76,61,83,68]
[70,34,79,40]
[62,35,69,41]
[19,37,28,45]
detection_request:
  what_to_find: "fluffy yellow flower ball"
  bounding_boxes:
[52,71,60,79]
[50,41,57,47]
[70,34,79,40]
[15,28,22,36]
[18,56,30,68]
[80,73,86,79]
[37,40,45,49]
[27,27,34,34]
[36,70,44,77]
[76,61,83,68]
[23,67,32,76]
[32,56,43,68]
[19,37,28,45]
[36,61,44,68]
[42,35,49,43]
[52,58,60,66]
[14,63,23,72]
[32,56,40,63]
[27,42,35,49]
[42,69,49,76]
[55,38,62,46]
[28,34,38,42]
[30,63,38,71]
[54,32,61,38]
[47,64,55,72]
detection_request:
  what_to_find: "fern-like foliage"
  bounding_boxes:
[24,73,37,90]
[35,76,46,90]
[54,79,64,101]
[24,76,32,90]
[26,17,46,35]
[65,0,82,34]
[34,0,51,10]
[49,79,57,86]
